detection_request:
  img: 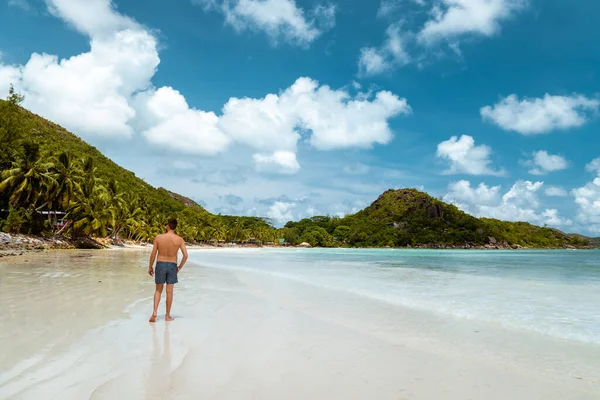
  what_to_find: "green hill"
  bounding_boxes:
[15,105,204,215]
[282,189,591,249]
[0,96,276,243]
[567,233,600,248]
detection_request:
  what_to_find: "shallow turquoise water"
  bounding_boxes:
[191,249,600,344]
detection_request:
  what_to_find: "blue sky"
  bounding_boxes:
[1,0,600,233]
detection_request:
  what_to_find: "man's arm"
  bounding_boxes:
[178,240,188,272]
[148,238,158,276]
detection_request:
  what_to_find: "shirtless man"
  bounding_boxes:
[148,218,188,322]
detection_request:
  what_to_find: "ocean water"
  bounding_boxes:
[190,248,600,345]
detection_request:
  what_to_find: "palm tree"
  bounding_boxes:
[79,156,102,198]
[64,157,115,237]
[68,185,114,237]
[211,222,227,243]
[43,152,83,229]
[117,193,144,240]
[135,211,163,243]
[240,222,252,242]
[51,152,82,210]
[250,226,266,243]
[0,142,55,209]
[178,223,198,243]
[199,226,215,243]
[103,178,125,238]
[231,218,242,243]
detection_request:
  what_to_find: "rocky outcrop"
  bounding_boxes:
[70,237,105,249]
[158,188,204,209]
[386,222,407,230]
[0,232,105,257]
[406,242,524,250]
[426,204,444,219]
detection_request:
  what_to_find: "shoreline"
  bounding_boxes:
[0,232,594,259]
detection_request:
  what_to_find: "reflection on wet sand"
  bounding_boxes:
[148,322,173,397]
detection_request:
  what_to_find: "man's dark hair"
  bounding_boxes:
[167,219,178,231]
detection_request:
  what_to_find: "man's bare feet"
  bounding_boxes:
[149,314,157,323]
[165,315,175,321]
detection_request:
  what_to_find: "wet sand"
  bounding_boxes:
[0,249,598,399]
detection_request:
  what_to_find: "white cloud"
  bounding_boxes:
[256,194,309,205]
[572,163,600,233]
[443,180,501,206]
[444,179,572,227]
[377,0,398,18]
[572,177,600,233]
[247,188,370,225]
[46,0,138,36]
[544,186,568,197]
[358,25,411,76]
[386,25,411,62]
[141,77,410,161]
[527,150,569,175]
[266,201,296,223]
[541,209,567,227]
[358,48,390,75]
[481,94,599,135]
[9,0,34,13]
[436,135,504,176]
[0,0,159,139]
[194,0,336,46]
[418,0,527,44]
[377,0,426,18]
[19,31,156,138]
[0,65,22,97]
[220,77,411,152]
[304,84,410,150]
[305,205,318,217]
[502,180,542,209]
[305,199,366,219]
[585,158,600,175]
[141,87,231,155]
[219,92,300,152]
[253,151,301,174]
[362,0,527,75]
[0,0,410,175]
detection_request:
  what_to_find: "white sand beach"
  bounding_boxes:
[1,248,599,399]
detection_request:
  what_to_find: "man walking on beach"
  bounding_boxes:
[148,218,188,322]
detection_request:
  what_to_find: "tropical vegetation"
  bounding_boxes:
[0,89,278,244]
[282,189,592,248]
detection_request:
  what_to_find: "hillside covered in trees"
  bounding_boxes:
[281,189,592,249]
[0,91,277,244]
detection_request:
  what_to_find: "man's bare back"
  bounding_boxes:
[148,219,188,323]
[155,233,185,264]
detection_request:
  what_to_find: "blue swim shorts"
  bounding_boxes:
[155,262,178,285]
